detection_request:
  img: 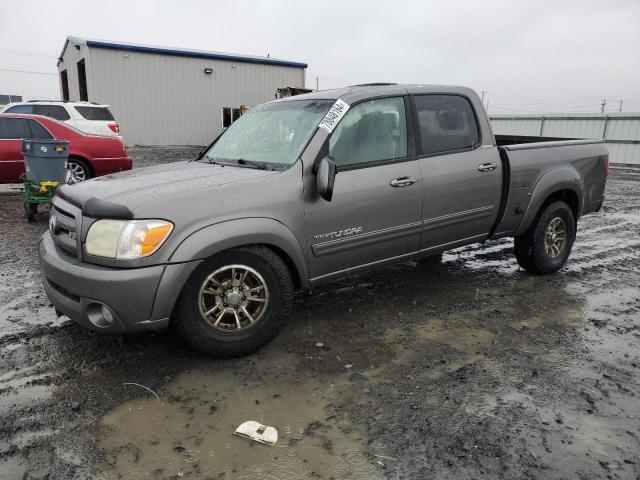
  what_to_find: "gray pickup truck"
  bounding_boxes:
[40,84,608,356]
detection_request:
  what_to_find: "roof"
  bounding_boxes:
[58,36,307,69]
[276,84,477,105]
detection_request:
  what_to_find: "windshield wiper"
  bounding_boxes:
[236,158,272,170]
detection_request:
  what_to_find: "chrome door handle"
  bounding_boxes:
[477,162,497,172]
[390,176,416,187]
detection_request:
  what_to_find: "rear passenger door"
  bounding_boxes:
[413,94,502,252]
[305,96,423,282]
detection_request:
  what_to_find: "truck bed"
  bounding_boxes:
[492,137,608,238]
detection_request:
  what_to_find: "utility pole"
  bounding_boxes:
[481,90,486,103]
[316,76,319,92]
[619,100,623,112]
[486,99,490,113]
[600,99,607,113]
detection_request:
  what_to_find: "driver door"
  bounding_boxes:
[304,96,423,283]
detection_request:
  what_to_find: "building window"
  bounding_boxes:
[60,70,69,101]
[222,107,243,128]
[77,59,88,101]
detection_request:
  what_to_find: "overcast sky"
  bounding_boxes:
[1,0,639,113]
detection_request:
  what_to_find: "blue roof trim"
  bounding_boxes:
[84,40,308,69]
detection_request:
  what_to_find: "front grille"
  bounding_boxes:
[50,198,80,257]
[46,277,80,303]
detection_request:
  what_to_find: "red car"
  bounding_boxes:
[0,113,132,183]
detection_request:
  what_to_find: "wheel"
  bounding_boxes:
[173,246,294,357]
[25,203,37,222]
[514,201,575,274]
[66,158,92,184]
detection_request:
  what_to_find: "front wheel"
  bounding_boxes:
[173,247,294,357]
[514,201,576,274]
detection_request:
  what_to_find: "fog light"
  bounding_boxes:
[101,305,114,325]
[87,303,115,328]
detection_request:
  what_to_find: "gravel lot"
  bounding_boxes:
[1,149,639,479]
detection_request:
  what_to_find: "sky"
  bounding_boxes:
[1,0,639,114]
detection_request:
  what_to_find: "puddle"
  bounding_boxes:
[97,354,388,479]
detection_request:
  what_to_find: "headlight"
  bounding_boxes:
[85,219,173,259]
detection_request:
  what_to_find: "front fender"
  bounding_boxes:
[168,217,309,289]
[515,167,583,236]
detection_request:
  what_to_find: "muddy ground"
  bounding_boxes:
[1,148,639,480]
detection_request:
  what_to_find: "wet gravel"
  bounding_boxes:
[0,151,639,479]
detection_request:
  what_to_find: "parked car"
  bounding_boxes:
[0,101,120,137]
[0,113,132,183]
[40,84,608,358]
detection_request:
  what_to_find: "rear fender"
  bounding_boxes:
[515,167,583,236]
[168,217,309,289]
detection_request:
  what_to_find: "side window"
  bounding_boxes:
[329,97,407,168]
[414,95,479,155]
[33,105,71,121]
[5,105,33,114]
[0,118,31,139]
[28,120,53,139]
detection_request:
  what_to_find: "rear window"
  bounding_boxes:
[74,106,114,121]
[32,105,71,121]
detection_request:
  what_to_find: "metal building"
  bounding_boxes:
[57,36,307,146]
[491,113,640,166]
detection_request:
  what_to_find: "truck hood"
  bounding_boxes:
[58,161,279,211]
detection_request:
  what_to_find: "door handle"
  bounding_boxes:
[477,162,497,172]
[390,176,416,187]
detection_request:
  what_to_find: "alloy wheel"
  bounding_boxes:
[67,161,86,184]
[198,264,270,331]
[544,217,567,258]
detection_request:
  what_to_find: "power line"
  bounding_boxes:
[0,48,58,58]
[0,68,57,76]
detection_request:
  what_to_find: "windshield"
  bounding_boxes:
[203,99,334,168]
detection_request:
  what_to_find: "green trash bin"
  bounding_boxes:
[21,139,69,222]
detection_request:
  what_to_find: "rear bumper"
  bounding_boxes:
[91,156,133,176]
[39,233,200,334]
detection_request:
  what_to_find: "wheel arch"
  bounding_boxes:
[515,168,582,236]
[168,218,309,290]
[67,154,94,177]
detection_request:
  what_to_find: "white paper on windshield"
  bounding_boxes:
[318,99,350,133]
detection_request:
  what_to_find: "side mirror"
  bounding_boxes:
[315,156,336,201]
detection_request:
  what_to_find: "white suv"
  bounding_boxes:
[0,101,120,137]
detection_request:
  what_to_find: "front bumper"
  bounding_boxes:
[39,233,199,333]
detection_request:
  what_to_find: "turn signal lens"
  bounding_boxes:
[117,220,173,259]
[108,123,120,133]
[85,219,173,259]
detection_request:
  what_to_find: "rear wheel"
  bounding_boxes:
[67,158,92,184]
[173,247,294,357]
[514,201,575,274]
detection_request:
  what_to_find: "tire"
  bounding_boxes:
[67,158,92,184]
[173,246,294,357]
[25,203,37,223]
[514,201,576,274]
